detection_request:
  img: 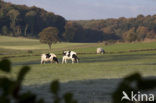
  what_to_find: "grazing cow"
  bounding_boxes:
[41,53,59,64]
[97,48,105,54]
[62,51,79,64]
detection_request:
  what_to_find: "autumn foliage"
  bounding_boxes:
[39,27,59,49]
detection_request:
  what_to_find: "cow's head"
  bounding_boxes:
[53,57,59,64]
[72,54,79,62]
[63,51,67,56]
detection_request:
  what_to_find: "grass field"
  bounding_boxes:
[0,36,156,103]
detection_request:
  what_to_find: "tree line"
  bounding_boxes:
[0,0,156,43]
[73,14,156,42]
[63,21,119,42]
[0,0,66,39]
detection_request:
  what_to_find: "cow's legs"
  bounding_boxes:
[62,58,65,64]
[76,59,79,63]
[41,60,44,64]
[72,58,75,64]
[51,60,53,64]
[65,59,67,64]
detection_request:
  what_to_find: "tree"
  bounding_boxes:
[0,1,66,38]
[1,26,8,35]
[25,11,37,36]
[136,26,148,41]
[102,26,114,34]
[0,0,4,16]
[123,28,137,42]
[39,27,59,49]
[7,9,19,36]
[15,26,22,36]
[146,30,156,39]
[63,22,76,42]
[63,22,84,42]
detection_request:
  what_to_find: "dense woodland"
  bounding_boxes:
[0,0,66,39]
[0,0,156,42]
[73,15,156,42]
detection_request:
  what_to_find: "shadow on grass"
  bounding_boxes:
[23,76,156,103]
[23,78,122,103]
[13,60,41,66]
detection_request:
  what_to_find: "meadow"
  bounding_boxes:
[0,36,156,103]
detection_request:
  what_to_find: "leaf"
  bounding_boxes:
[138,79,156,90]
[18,91,36,103]
[0,59,11,73]
[0,78,15,96]
[0,96,10,103]
[17,66,30,84]
[50,80,60,95]
[37,99,45,103]
[112,73,141,103]
[113,73,156,103]
[64,93,73,103]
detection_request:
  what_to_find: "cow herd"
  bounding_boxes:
[41,48,105,64]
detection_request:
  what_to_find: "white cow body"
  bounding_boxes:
[97,48,105,54]
[62,51,79,64]
[41,53,58,64]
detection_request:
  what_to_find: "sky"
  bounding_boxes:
[4,0,156,20]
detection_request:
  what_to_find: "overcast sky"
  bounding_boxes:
[4,0,156,20]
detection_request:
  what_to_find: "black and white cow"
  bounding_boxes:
[41,53,59,64]
[62,51,79,64]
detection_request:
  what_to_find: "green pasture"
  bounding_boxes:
[0,36,156,86]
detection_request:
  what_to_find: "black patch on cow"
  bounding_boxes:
[68,51,71,57]
[72,54,79,61]
[46,53,51,58]
[53,57,59,63]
